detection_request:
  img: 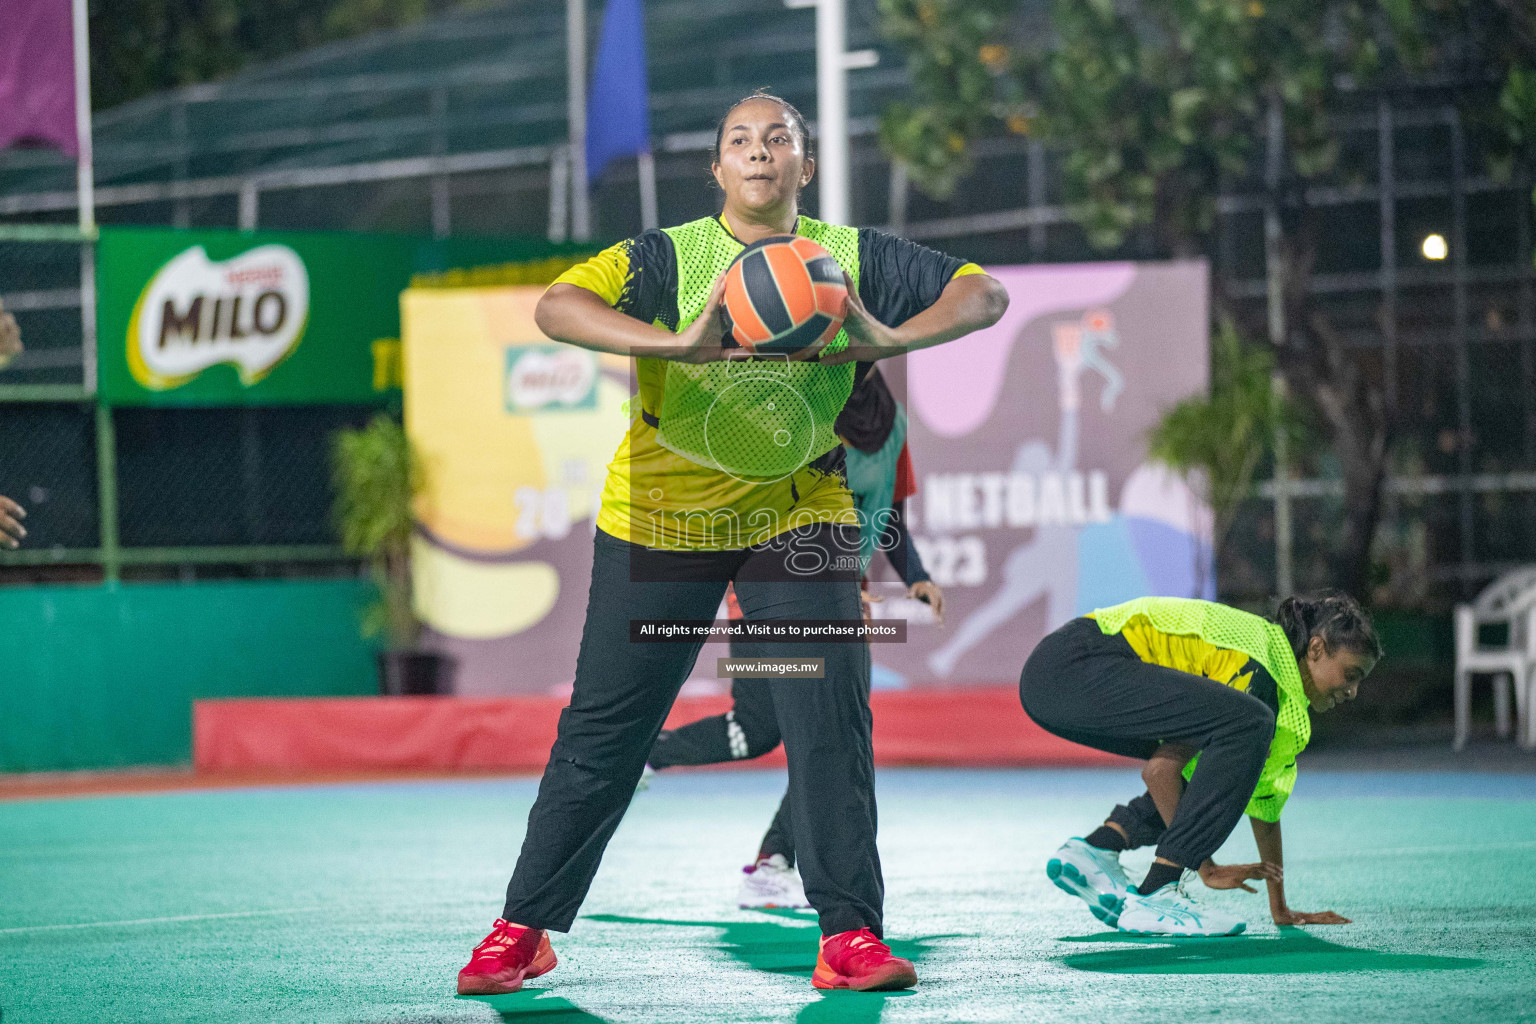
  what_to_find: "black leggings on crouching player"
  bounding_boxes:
[648,668,799,865]
[502,522,880,938]
[1019,617,1275,872]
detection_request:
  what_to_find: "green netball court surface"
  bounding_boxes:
[2,767,1533,1023]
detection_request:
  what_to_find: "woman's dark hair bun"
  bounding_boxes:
[1274,591,1383,662]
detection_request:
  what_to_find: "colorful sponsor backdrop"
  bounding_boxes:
[876,260,1212,688]
[402,285,630,695]
[403,261,1210,695]
[96,227,587,405]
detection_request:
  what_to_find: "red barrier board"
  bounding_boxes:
[193,689,1128,773]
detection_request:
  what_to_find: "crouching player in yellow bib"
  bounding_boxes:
[1020,593,1381,936]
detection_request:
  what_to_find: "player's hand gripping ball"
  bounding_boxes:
[722,236,847,357]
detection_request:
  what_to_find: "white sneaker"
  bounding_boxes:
[1117,876,1247,937]
[1047,838,1133,927]
[736,854,810,909]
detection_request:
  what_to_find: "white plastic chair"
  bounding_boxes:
[1453,566,1536,750]
[1519,605,1536,751]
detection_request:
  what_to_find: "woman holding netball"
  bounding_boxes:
[456,90,1007,994]
[1022,593,1381,936]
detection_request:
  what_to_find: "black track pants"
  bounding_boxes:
[1019,617,1275,868]
[647,652,797,865]
[1107,791,1176,849]
[502,524,880,937]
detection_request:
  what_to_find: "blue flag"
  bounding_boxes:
[585,0,652,184]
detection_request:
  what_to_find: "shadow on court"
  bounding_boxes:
[585,909,824,976]
[584,911,954,1022]
[1055,926,1484,974]
[795,989,917,1024]
[457,989,615,1023]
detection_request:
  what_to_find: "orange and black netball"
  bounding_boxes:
[722,235,847,355]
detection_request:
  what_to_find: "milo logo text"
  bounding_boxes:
[128,244,310,390]
[505,345,597,413]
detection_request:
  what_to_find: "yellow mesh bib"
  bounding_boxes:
[1092,597,1310,822]
[655,216,859,480]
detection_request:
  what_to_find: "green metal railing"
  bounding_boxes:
[0,396,350,580]
[0,392,351,580]
[1,218,366,580]
[0,225,98,243]
[0,228,583,583]
[0,545,348,568]
[0,385,92,402]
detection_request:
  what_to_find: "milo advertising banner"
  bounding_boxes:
[405,261,1209,696]
[95,227,414,405]
[95,228,585,405]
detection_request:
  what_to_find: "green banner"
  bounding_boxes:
[95,227,589,406]
[96,227,413,405]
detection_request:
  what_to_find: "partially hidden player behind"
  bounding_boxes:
[456,91,1007,994]
[641,367,944,911]
[1021,593,1381,936]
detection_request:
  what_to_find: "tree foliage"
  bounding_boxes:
[879,0,1532,597]
[880,0,1427,251]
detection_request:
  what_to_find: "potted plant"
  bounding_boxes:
[331,413,453,695]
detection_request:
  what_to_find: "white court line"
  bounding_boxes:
[0,906,327,937]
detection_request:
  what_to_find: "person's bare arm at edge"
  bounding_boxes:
[1250,816,1351,925]
[535,277,729,364]
[1139,742,1280,893]
[819,271,1009,366]
[0,495,27,549]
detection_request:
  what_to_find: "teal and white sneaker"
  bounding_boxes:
[1117,876,1246,937]
[1046,838,1133,927]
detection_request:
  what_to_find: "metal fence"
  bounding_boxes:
[2,82,1534,605]
[0,398,373,583]
[0,232,92,394]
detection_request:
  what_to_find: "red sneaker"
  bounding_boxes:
[456,919,558,995]
[811,928,918,991]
